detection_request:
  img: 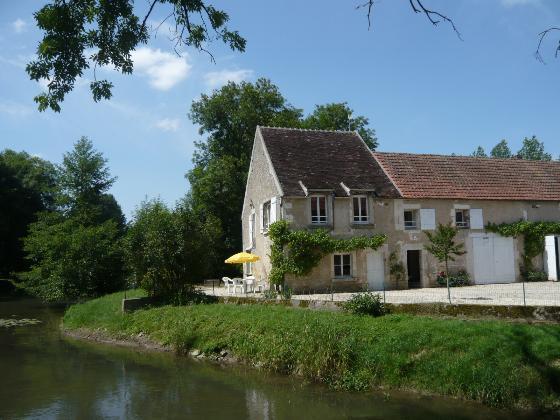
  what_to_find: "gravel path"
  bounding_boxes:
[201,281,560,307]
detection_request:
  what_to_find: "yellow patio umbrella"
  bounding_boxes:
[225,252,260,264]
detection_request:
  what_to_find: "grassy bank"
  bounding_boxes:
[63,291,560,410]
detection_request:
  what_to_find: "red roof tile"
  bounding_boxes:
[373,152,560,201]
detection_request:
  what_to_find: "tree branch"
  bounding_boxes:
[409,0,462,40]
[535,27,560,64]
[356,0,461,39]
[140,0,159,34]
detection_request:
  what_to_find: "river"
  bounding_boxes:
[0,296,549,419]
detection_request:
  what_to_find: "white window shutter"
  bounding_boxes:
[270,197,277,223]
[420,209,436,230]
[248,213,254,248]
[259,203,264,233]
[470,209,484,230]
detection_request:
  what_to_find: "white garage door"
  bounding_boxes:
[472,234,515,284]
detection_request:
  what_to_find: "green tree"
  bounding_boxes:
[21,213,125,302]
[0,150,56,276]
[27,0,245,112]
[424,223,466,303]
[471,146,487,157]
[57,136,123,227]
[187,79,302,275]
[490,140,512,159]
[301,103,378,150]
[19,138,125,301]
[516,136,552,161]
[125,197,221,304]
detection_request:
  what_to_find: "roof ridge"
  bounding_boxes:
[259,126,356,134]
[374,151,560,165]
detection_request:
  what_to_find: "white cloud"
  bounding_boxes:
[155,118,180,132]
[500,0,540,7]
[130,47,191,90]
[204,69,253,88]
[0,100,32,117]
[12,18,27,34]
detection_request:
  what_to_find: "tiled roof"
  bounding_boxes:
[374,152,560,201]
[259,127,400,198]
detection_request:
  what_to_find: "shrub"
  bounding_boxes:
[525,270,547,282]
[342,292,386,317]
[263,289,278,300]
[280,286,293,300]
[436,270,470,287]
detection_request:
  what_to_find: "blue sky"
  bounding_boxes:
[1,0,559,218]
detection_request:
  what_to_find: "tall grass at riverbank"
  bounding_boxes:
[63,291,560,410]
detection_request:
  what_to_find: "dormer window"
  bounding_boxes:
[353,196,368,223]
[311,195,327,224]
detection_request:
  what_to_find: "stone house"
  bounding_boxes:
[241,126,560,292]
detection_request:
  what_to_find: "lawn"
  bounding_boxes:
[63,291,560,410]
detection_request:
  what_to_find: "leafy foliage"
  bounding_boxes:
[21,213,125,302]
[436,270,470,287]
[490,139,512,158]
[124,197,222,305]
[516,136,552,161]
[0,150,56,275]
[18,138,125,301]
[268,220,386,285]
[341,292,386,317]
[388,250,406,288]
[486,220,560,269]
[27,0,245,111]
[471,146,487,157]
[424,223,466,277]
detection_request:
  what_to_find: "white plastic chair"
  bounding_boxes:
[222,277,233,294]
[232,278,245,294]
[253,280,265,293]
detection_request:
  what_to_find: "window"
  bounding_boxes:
[455,209,470,228]
[249,211,256,248]
[334,254,352,278]
[246,262,253,276]
[353,196,368,223]
[404,210,418,230]
[262,201,271,231]
[311,196,327,224]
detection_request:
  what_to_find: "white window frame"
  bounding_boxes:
[262,200,271,232]
[352,195,369,224]
[245,262,254,276]
[404,209,419,230]
[310,195,328,225]
[333,253,352,278]
[455,208,470,229]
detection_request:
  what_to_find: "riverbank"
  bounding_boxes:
[63,291,560,411]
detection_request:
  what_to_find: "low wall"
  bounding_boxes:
[121,295,560,322]
[122,296,158,313]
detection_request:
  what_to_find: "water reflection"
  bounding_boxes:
[0,297,551,420]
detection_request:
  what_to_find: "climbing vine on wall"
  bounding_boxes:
[486,220,560,268]
[268,220,387,285]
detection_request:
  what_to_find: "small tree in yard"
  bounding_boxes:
[124,197,221,305]
[424,223,466,303]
